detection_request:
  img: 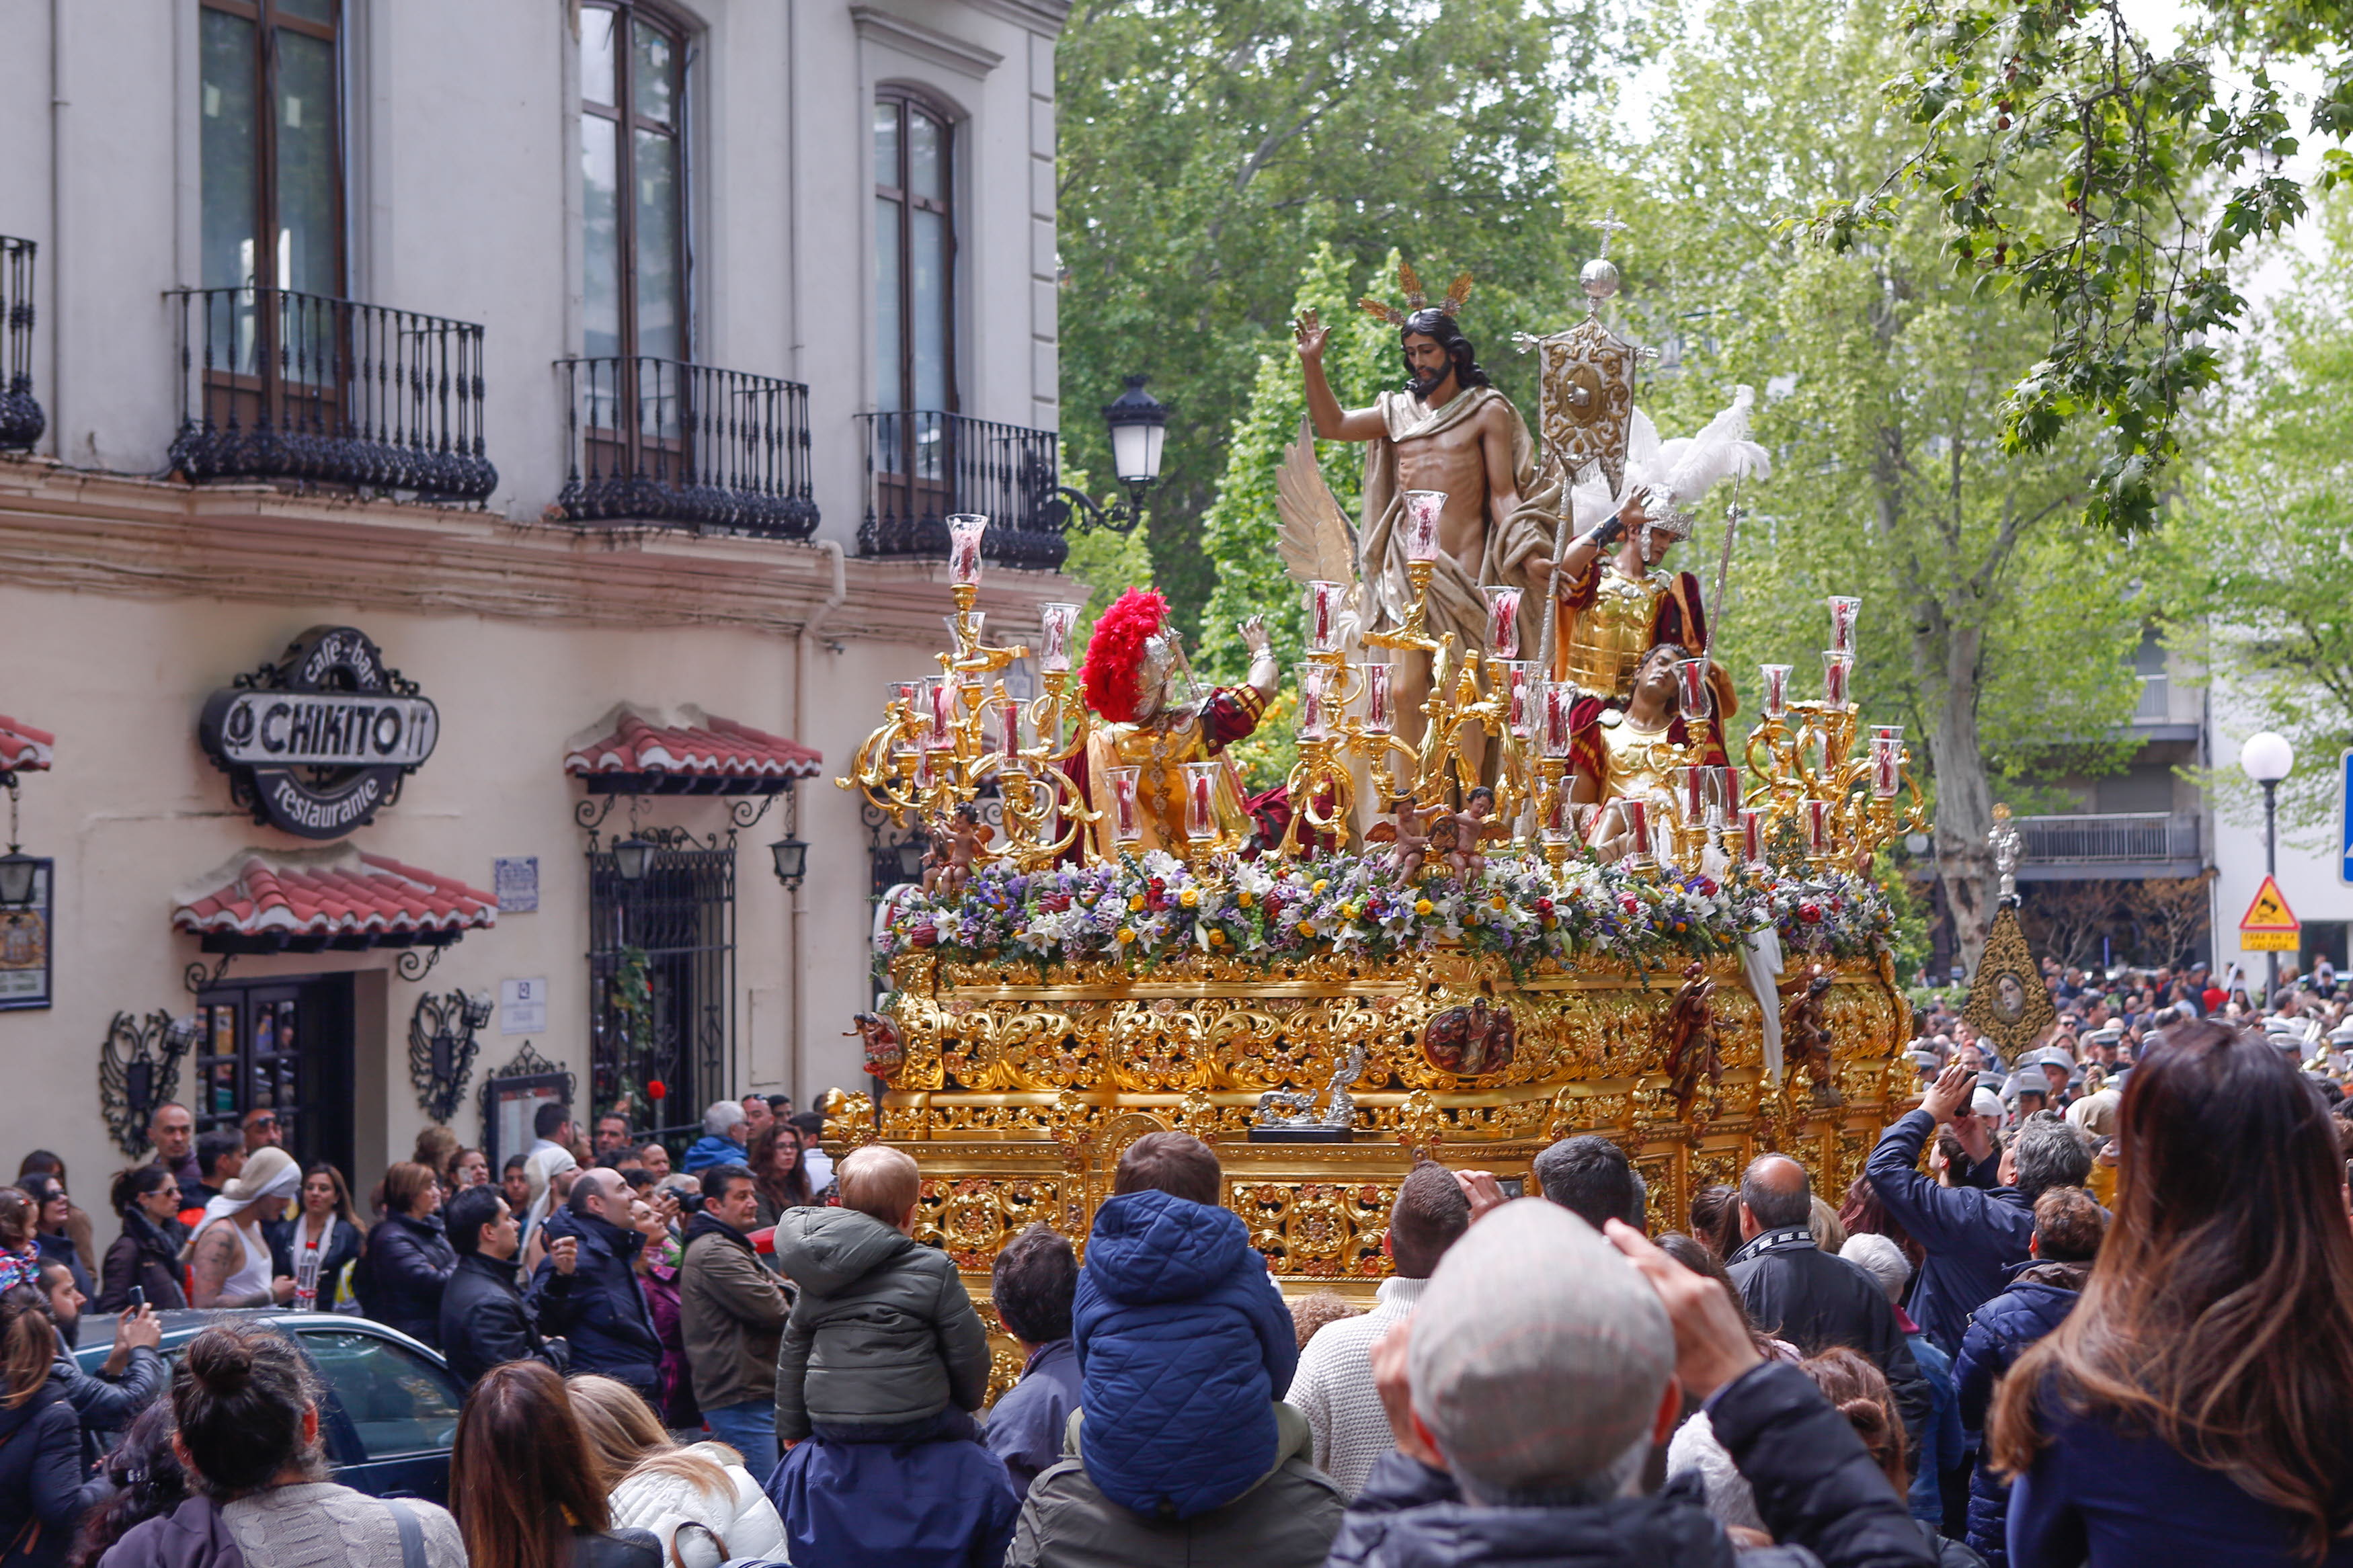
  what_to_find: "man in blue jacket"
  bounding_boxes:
[530,1167,662,1403]
[1867,1061,2089,1355]
[682,1100,750,1173]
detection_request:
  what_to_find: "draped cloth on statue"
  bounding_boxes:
[1356,387,1536,649]
[1079,687,1265,860]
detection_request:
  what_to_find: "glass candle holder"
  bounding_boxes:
[1871,732,1903,798]
[924,677,955,750]
[1297,663,1330,742]
[1505,661,1538,737]
[1675,658,1712,723]
[947,513,989,586]
[1761,663,1792,720]
[1402,490,1447,563]
[1542,776,1573,841]
[1308,581,1345,653]
[887,682,920,755]
[1363,661,1394,735]
[1484,585,1523,659]
[1621,798,1653,866]
[1803,798,1834,856]
[1821,651,1854,711]
[1827,595,1862,655]
[993,685,1024,759]
[1711,765,1743,817]
[1038,602,1078,673]
[1183,760,1221,842]
[943,611,986,653]
[1542,682,1578,758]
[1738,807,1765,866]
[1107,766,1143,845]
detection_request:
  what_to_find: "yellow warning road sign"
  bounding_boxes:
[2239,874,2301,952]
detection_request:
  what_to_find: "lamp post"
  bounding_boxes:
[768,836,809,891]
[2239,730,2295,1005]
[0,780,35,909]
[1055,376,1168,535]
[611,835,657,883]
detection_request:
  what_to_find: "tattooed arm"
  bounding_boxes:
[188,1223,278,1309]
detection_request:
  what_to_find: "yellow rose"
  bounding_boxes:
[1312,878,1328,893]
[1238,891,1254,907]
[1179,887,1199,907]
[1490,895,1507,910]
[1128,894,1146,911]
[1117,927,1137,944]
[1298,920,1317,937]
[1208,930,1225,946]
[1414,899,1434,916]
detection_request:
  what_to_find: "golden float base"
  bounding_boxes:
[829,946,1909,1393]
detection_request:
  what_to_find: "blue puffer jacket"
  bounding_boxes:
[1952,1261,2085,1568]
[682,1134,748,1173]
[1072,1189,1298,1521]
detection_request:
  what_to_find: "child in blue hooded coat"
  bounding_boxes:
[1072,1131,1299,1521]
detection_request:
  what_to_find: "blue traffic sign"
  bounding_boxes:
[2342,749,2353,885]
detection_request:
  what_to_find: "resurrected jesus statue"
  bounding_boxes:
[1294,269,1533,743]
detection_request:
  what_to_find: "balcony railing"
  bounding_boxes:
[169,286,495,502]
[1,237,41,452]
[856,410,1068,570]
[2016,812,2200,864]
[2132,672,2169,722]
[556,356,818,539]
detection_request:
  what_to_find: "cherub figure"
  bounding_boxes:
[1365,794,1435,882]
[844,1012,904,1078]
[920,802,988,898]
[1434,786,1509,880]
[1661,959,1723,1116]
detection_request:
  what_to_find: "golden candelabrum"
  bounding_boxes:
[1736,616,1928,870]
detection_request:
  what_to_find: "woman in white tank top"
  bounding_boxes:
[190,1145,300,1308]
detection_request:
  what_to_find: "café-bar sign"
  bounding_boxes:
[200,626,440,839]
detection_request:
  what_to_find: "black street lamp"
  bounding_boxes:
[769,835,809,891]
[1056,376,1168,536]
[0,781,34,909]
[611,835,657,882]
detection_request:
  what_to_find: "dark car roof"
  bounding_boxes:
[72,1309,444,1372]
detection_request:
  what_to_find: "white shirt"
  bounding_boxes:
[1285,1274,1428,1498]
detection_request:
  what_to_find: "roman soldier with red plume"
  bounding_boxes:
[1075,589,1279,858]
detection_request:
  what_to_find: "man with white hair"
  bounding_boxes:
[684,1098,752,1173]
[1842,1233,1964,1532]
[1327,1202,1931,1568]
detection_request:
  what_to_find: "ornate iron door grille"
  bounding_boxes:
[587,838,735,1144]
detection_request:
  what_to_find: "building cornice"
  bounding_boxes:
[0,459,1078,643]
[850,5,1005,77]
[957,0,1073,38]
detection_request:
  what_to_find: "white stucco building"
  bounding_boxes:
[0,0,1076,1188]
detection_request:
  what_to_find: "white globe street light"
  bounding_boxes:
[2237,731,2295,1004]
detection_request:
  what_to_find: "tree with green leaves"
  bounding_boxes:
[1589,0,2148,964]
[1053,0,1606,638]
[2152,194,2353,842]
[1796,0,2352,534]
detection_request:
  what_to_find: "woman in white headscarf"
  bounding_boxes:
[188,1144,300,1307]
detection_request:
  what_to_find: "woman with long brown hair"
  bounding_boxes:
[451,1362,660,1568]
[0,1284,79,1568]
[1991,1020,2353,1565]
[744,1122,809,1229]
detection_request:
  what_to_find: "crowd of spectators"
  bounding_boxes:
[0,988,2338,1568]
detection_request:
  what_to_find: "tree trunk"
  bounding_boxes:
[1928,622,1996,973]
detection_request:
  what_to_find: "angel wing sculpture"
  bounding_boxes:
[1274,419,1361,608]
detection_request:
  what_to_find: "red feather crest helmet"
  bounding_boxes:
[1080,588,1170,724]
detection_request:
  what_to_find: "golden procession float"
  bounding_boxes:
[829,235,1927,1315]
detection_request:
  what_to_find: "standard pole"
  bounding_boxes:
[2263,777,2280,1006]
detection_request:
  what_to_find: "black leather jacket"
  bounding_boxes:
[439,1251,569,1386]
[358,1212,457,1348]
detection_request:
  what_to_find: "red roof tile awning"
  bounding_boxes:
[173,847,497,954]
[563,703,821,796]
[0,716,54,775]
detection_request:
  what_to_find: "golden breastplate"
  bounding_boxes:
[1564,570,1667,701]
[1599,718,1677,804]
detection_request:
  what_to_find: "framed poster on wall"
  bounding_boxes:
[0,860,52,1012]
[480,1044,575,1174]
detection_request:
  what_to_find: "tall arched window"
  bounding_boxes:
[582,2,687,367]
[874,91,957,425]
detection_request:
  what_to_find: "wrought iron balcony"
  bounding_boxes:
[556,356,818,540]
[856,410,1067,570]
[1,237,42,452]
[169,286,495,502]
[2016,812,2201,864]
